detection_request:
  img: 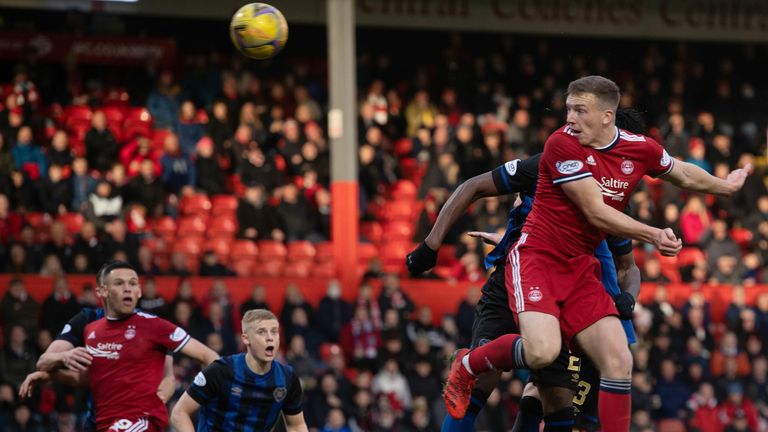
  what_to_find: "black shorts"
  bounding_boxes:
[470,265,518,348]
[528,346,581,392]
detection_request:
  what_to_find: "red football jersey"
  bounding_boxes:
[84,311,191,432]
[522,125,673,257]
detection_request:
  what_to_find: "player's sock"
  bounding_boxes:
[511,395,543,432]
[598,378,631,432]
[440,388,489,432]
[466,334,526,374]
[542,407,574,432]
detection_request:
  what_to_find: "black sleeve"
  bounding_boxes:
[186,360,227,405]
[282,372,304,415]
[55,310,90,347]
[490,153,541,195]
[606,235,633,257]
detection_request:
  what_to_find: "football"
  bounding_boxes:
[229,3,289,60]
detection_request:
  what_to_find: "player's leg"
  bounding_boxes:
[525,347,581,431]
[574,317,632,432]
[441,266,512,431]
[511,382,543,432]
[573,355,600,431]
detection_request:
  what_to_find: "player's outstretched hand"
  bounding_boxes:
[19,371,51,399]
[655,228,682,257]
[406,242,438,275]
[725,163,752,194]
[467,231,503,246]
[613,292,636,320]
[62,347,93,372]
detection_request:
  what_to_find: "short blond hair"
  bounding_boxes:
[242,309,278,332]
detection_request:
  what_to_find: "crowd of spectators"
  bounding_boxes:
[0,10,767,432]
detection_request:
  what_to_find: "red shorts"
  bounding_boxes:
[103,416,165,432]
[505,233,618,346]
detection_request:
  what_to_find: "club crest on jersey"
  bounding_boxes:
[504,159,519,176]
[193,372,206,387]
[621,160,634,175]
[660,150,671,167]
[555,160,583,175]
[528,287,543,303]
[124,325,136,340]
[586,155,596,166]
[274,387,287,402]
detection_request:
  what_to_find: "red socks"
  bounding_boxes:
[598,378,632,431]
[466,334,526,374]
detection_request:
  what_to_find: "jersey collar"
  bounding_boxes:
[594,126,620,152]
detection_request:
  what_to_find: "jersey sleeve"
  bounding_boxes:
[491,154,540,194]
[186,360,227,405]
[644,138,675,177]
[541,133,592,185]
[282,372,304,415]
[149,315,191,353]
[606,235,633,256]
[55,309,90,346]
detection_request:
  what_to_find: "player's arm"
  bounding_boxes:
[660,159,751,196]
[608,236,641,320]
[170,392,200,432]
[407,156,539,274]
[19,368,88,398]
[179,338,220,366]
[284,413,309,432]
[38,310,94,372]
[560,178,681,256]
[157,354,175,403]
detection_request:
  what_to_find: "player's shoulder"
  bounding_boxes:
[274,360,295,376]
[134,310,159,320]
[78,307,106,323]
[618,128,649,143]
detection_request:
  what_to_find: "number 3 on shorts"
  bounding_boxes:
[572,381,591,406]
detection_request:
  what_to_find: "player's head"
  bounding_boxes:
[241,309,280,364]
[615,108,647,135]
[565,75,621,146]
[96,260,140,318]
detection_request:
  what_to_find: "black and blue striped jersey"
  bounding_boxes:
[187,353,303,432]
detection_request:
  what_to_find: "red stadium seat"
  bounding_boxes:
[656,252,681,283]
[257,240,287,262]
[177,216,208,238]
[231,240,259,259]
[282,261,312,278]
[100,106,125,127]
[208,216,237,238]
[63,105,92,124]
[204,237,232,262]
[26,212,49,231]
[393,138,413,158]
[211,195,239,216]
[384,220,415,242]
[436,245,458,266]
[151,129,172,151]
[380,241,412,273]
[125,107,153,124]
[59,213,84,235]
[678,247,706,267]
[311,261,336,278]
[358,243,379,265]
[730,227,753,249]
[361,221,383,243]
[231,258,255,276]
[123,121,152,141]
[179,194,212,217]
[314,242,334,263]
[152,216,177,239]
[252,260,284,277]
[385,200,414,222]
[287,241,316,262]
[390,180,418,201]
[173,236,203,257]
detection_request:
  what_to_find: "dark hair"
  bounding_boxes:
[615,108,647,135]
[96,260,135,286]
[566,75,621,110]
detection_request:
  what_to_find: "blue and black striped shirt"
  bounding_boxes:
[187,354,303,432]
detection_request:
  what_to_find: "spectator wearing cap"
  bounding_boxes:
[719,383,759,431]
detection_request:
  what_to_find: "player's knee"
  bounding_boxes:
[525,341,560,369]
[597,346,633,378]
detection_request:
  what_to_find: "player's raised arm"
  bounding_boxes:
[179,338,220,366]
[660,159,752,197]
[284,412,309,432]
[170,392,201,432]
[560,177,682,256]
[407,156,539,275]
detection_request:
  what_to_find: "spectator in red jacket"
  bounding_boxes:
[687,382,722,432]
[340,304,382,371]
[0,193,22,244]
[718,383,759,431]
